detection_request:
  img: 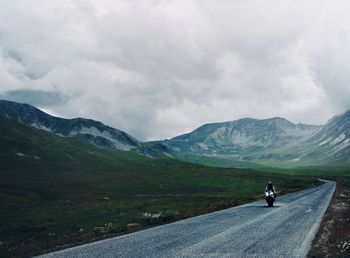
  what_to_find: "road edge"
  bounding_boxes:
[295,180,336,257]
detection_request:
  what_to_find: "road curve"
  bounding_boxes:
[39,180,335,258]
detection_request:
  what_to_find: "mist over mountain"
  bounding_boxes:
[1,99,350,168]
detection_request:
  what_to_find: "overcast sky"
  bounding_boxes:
[1,0,350,140]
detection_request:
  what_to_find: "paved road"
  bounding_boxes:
[39,180,335,258]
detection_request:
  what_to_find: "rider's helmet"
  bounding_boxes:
[268,181,273,187]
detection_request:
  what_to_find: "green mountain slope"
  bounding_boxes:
[0,99,140,151]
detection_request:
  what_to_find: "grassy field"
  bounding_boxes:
[0,117,321,257]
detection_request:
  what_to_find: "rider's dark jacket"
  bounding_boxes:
[265,184,276,199]
[265,184,275,193]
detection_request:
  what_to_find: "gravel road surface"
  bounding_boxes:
[39,180,335,258]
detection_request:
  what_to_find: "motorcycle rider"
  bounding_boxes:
[265,181,276,198]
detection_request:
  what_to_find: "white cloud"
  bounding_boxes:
[0,0,349,140]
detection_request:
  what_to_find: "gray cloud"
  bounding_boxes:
[0,0,349,140]
[0,89,69,107]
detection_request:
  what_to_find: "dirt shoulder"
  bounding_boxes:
[308,181,350,257]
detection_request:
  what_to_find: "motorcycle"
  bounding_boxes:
[265,190,275,207]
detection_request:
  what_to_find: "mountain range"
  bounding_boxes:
[1,99,350,168]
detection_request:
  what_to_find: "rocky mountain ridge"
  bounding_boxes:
[1,99,350,167]
[0,100,140,151]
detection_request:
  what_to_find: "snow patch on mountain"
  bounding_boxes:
[319,138,332,146]
[197,143,209,150]
[69,126,112,139]
[31,123,53,132]
[69,126,135,151]
[326,138,350,156]
[330,133,346,145]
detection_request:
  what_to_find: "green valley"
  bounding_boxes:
[0,116,319,257]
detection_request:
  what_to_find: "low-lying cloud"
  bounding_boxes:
[0,0,349,140]
[0,89,69,107]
